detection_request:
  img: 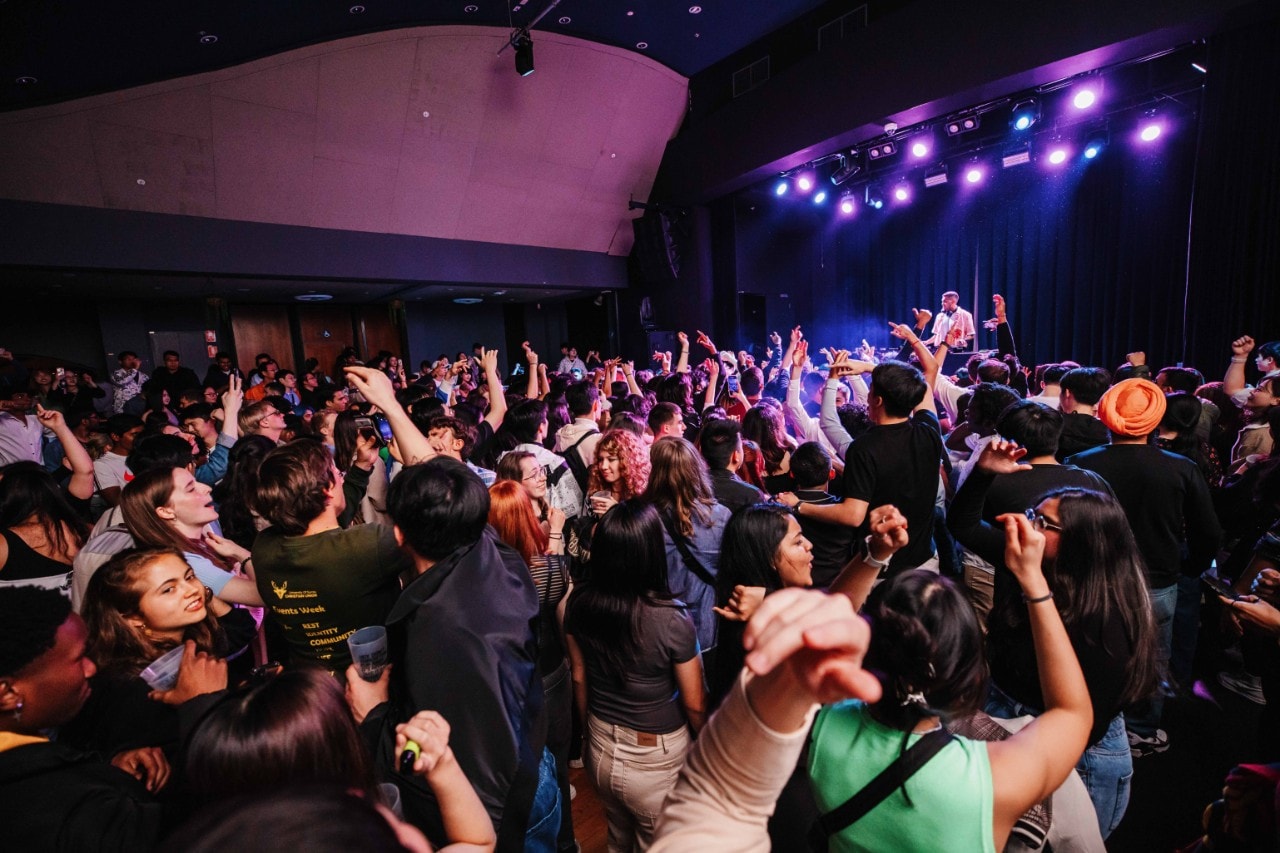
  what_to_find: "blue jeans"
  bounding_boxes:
[1126,582,1176,738]
[986,686,1133,839]
[524,748,562,852]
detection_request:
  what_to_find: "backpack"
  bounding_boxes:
[561,430,596,495]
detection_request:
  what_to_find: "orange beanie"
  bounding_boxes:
[1096,378,1167,437]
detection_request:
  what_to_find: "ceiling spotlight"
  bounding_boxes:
[1072,86,1098,110]
[1139,122,1162,142]
[774,180,789,196]
[865,187,883,209]
[923,164,949,187]
[1046,145,1070,165]
[813,190,828,205]
[198,33,219,45]
[795,174,815,193]
[1083,132,1107,160]
[349,5,366,14]
[867,141,897,160]
[838,192,857,215]
[1002,142,1031,168]
[945,115,981,136]
[829,154,862,186]
[15,75,37,85]
[964,164,984,184]
[910,140,930,159]
[512,30,534,76]
[1191,62,1207,74]
[893,182,911,203]
[1010,99,1040,131]
[453,297,483,304]
[295,293,333,302]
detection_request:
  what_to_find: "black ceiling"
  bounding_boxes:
[0,0,833,112]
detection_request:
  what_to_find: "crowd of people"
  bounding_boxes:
[0,295,1278,852]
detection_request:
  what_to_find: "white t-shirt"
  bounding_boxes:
[93,451,128,493]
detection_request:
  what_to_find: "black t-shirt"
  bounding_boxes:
[841,411,943,571]
[793,489,856,588]
[1056,412,1109,461]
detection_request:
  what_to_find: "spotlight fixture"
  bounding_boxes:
[512,29,534,76]
[1071,85,1098,110]
[864,186,884,209]
[1046,143,1070,166]
[1083,132,1107,160]
[964,164,984,184]
[893,181,911,203]
[923,164,949,187]
[829,154,862,186]
[1001,142,1031,168]
[909,139,931,159]
[774,180,789,196]
[945,115,980,136]
[1139,122,1162,142]
[1010,99,1040,131]
[838,192,857,215]
[867,141,897,160]
[795,174,815,193]
[813,190,828,205]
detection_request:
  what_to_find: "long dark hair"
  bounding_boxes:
[643,437,716,536]
[0,461,89,560]
[716,503,790,604]
[1038,488,1161,705]
[213,436,277,550]
[82,547,224,676]
[567,500,676,670]
[741,404,791,474]
[1158,392,1211,480]
[185,668,376,802]
[863,570,989,730]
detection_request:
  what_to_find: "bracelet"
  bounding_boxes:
[862,536,890,570]
[1231,356,1247,363]
[1023,591,1054,604]
[548,533,563,539]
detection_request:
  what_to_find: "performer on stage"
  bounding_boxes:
[925,290,976,348]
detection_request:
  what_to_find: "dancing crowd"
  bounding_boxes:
[1,294,1278,852]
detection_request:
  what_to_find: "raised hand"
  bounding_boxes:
[996,511,1048,591]
[677,331,689,349]
[343,366,397,413]
[713,585,766,622]
[769,330,782,348]
[480,347,499,377]
[792,340,808,368]
[888,322,919,342]
[912,307,933,327]
[522,341,539,364]
[1232,336,1256,357]
[221,374,243,417]
[974,438,1028,475]
[790,326,804,345]
[1126,351,1146,367]
[866,505,909,561]
[695,330,717,354]
[34,403,65,431]
[992,293,1007,322]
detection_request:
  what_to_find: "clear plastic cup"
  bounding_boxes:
[139,645,186,691]
[348,625,388,682]
[378,782,403,818]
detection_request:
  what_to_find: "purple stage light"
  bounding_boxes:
[910,140,929,159]
[1047,147,1069,165]
[1072,87,1097,110]
[796,174,814,192]
[893,184,910,202]
[774,181,788,196]
[839,196,856,215]
[1139,123,1162,142]
[813,190,827,204]
[965,166,983,184]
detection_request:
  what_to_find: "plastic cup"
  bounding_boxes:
[139,645,186,691]
[348,625,388,682]
[378,782,403,818]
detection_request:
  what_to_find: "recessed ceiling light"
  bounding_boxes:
[349,4,365,13]
[422,111,430,118]
[199,33,219,45]
[493,290,508,296]
[626,10,634,15]
[636,41,648,49]
[689,5,702,13]
[15,76,37,85]
[296,293,333,302]
[453,297,483,304]
[136,178,147,186]
[464,4,477,10]
[558,16,570,24]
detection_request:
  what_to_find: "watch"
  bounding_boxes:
[863,535,891,571]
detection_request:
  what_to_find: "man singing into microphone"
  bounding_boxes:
[925,291,976,349]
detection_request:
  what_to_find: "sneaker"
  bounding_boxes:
[1218,671,1267,705]
[1128,728,1169,758]
[568,757,584,769]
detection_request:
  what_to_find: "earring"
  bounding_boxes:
[12,696,23,722]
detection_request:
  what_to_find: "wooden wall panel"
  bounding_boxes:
[296,304,356,380]
[230,304,293,374]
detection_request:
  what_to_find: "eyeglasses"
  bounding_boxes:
[1024,508,1063,533]
[523,465,550,482]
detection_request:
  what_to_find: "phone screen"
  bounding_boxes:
[1200,572,1241,601]
[375,414,393,442]
[727,375,740,393]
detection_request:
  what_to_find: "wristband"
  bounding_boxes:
[862,536,890,570]
[1023,591,1054,604]
[1231,356,1247,363]
[548,533,563,539]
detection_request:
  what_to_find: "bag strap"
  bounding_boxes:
[657,511,716,587]
[813,728,954,841]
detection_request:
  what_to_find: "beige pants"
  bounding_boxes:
[586,714,690,852]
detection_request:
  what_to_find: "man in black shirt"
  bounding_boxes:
[788,441,855,588]
[698,418,763,512]
[1068,378,1222,757]
[1057,367,1111,461]
[780,330,944,574]
[141,350,201,401]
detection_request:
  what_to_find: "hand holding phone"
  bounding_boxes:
[1201,571,1243,601]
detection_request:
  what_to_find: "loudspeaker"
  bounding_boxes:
[632,211,685,282]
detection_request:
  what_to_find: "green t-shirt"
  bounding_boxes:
[253,524,409,670]
[808,701,995,853]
